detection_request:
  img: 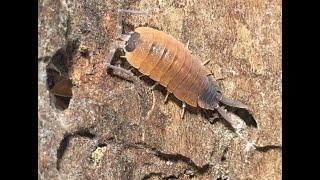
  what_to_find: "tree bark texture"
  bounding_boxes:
[38,0,282,179]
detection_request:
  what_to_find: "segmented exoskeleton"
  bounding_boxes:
[106,10,248,123]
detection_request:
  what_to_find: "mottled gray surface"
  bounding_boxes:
[39,0,281,179]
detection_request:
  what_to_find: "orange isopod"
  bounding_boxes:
[106,10,248,123]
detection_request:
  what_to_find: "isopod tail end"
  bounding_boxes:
[220,96,248,109]
[211,106,237,132]
[215,106,234,125]
[198,93,236,131]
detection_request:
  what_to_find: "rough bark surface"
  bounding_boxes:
[38,0,282,179]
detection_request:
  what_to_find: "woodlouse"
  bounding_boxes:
[106,10,248,124]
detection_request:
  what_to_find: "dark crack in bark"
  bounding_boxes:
[221,147,229,162]
[133,142,212,176]
[254,144,282,152]
[141,172,164,180]
[56,128,96,170]
[233,108,257,128]
[90,137,211,179]
[142,172,180,180]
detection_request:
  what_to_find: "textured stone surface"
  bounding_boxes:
[39,0,281,179]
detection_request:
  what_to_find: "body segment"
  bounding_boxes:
[125,27,211,107]
[107,24,248,122]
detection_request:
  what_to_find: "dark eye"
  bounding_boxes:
[125,32,140,52]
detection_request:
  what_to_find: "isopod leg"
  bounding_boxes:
[106,40,126,65]
[185,41,190,49]
[137,74,147,78]
[180,102,186,119]
[185,41,192,53]
[164,92,171,103]
[106,41,137,82]
[149,82,159,91]
[118,9,148,15]
[202,60,210,66]
[107,65,137,82]
[106,9,147,82]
